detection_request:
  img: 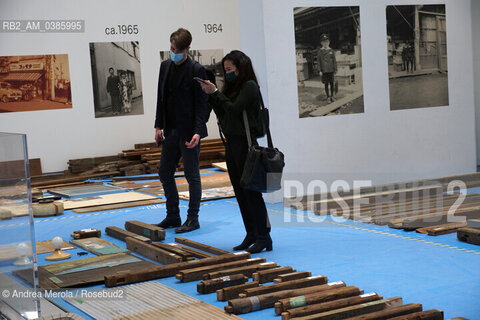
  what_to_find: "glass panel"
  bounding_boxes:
[0,132,39,319]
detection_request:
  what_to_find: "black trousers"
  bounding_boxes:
[110,94,121,113]
[225,134,270,237]
[158,130,201,218]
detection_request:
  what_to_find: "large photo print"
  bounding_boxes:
[294,6,364,118]
[90,41,144,118]
[387,5,448,110]
[0,54,72,113]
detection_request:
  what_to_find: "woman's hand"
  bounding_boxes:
[197,80,217,94]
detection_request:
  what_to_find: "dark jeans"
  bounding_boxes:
[158,130,201,218]
[225,134,270,236]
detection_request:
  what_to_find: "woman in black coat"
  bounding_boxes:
[197,50,272,253]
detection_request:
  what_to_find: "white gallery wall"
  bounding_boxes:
[473,0,480,165]
[0,0,241,172]
[253,0,476,197]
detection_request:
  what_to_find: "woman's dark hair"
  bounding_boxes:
[221,50,258,98]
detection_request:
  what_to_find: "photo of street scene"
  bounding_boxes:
[90,41,144,118]
[387,5,449,110]
[293,6,364,118]
[0,54,72,113]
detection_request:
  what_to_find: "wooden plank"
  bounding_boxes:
[14,253,155,289]
[345,303,423,320]
[125,220,165,241]
[253,266,296,284]
[0,158,41,179]
[31,171,121,188]
[60,192,158,210]
[275,286,363,314]
[387,309,444,320]
[205,262,279,280]
[69,238,128,255]
[217,281,261,301]
[212,162,228,171]
[151,243,194,261]
[175,236,229,255]
[240,276,328,297]
[281,293,382,320]
[457,227,480,245]
[179,186,235,201]
[105,226,152,243]
[176,258,267,282]
[289,297,403,320]
[167,242,213,259]
[125,237,183,264]
[225,282,346,314]
[274,271,312,283]
[197,274,248,294]
[104,251,251,287]
[73,198,164,213]
[416,222,467,236]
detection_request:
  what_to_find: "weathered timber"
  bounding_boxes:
[167,242,212,259]
[345,303,423,320]
[240,276,328,297]
[457,227,480,245]
[217,282,261,301]
[175,236,229,255]
[225,282,346,314]
[205,262,279,280]
[288,296,403,320]
[416,222,468,236]
[274,271,312,283]
[105,226,152,243]
[274,286,363,314]
[197,274,248,294]
[105,251,251,287]
[176,257,267,282]
[387,309,444,320]
[253,266,296,284]
[125,220,165,241]
[125,237,183,264]
[281,292,382,320]
[151,243,194,261]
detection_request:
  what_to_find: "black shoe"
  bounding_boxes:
[175,216,200,233]
[246,234,273,254]
[233,233,256,251]
[156,216,181,229]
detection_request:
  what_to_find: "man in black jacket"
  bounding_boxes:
[154,28,209,233]
[106,67,121,115]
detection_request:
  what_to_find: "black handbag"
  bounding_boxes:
[239,94,285,193]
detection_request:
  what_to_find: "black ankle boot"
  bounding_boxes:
[246,234,272,254]
[175,216,200,233]
[156,215,181,228]
[233,233,256,251]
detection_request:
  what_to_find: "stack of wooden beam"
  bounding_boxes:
[31,138,225,189]
[286,172,480,236]
[102,237,449,320]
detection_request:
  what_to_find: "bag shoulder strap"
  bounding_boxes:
[257,89,274,148]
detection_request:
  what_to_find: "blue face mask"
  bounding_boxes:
[225,71,237,83]
[169,51,184,63]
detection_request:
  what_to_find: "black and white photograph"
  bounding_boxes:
[293,6,364,118]
[0,54,72,113]
[387,5,448,110]
[160,49,224,89]
[89,41,144,118]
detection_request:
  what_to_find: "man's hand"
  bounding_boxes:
[198,80,217,94]
[155,128,164,146]
[185,134,200,149]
